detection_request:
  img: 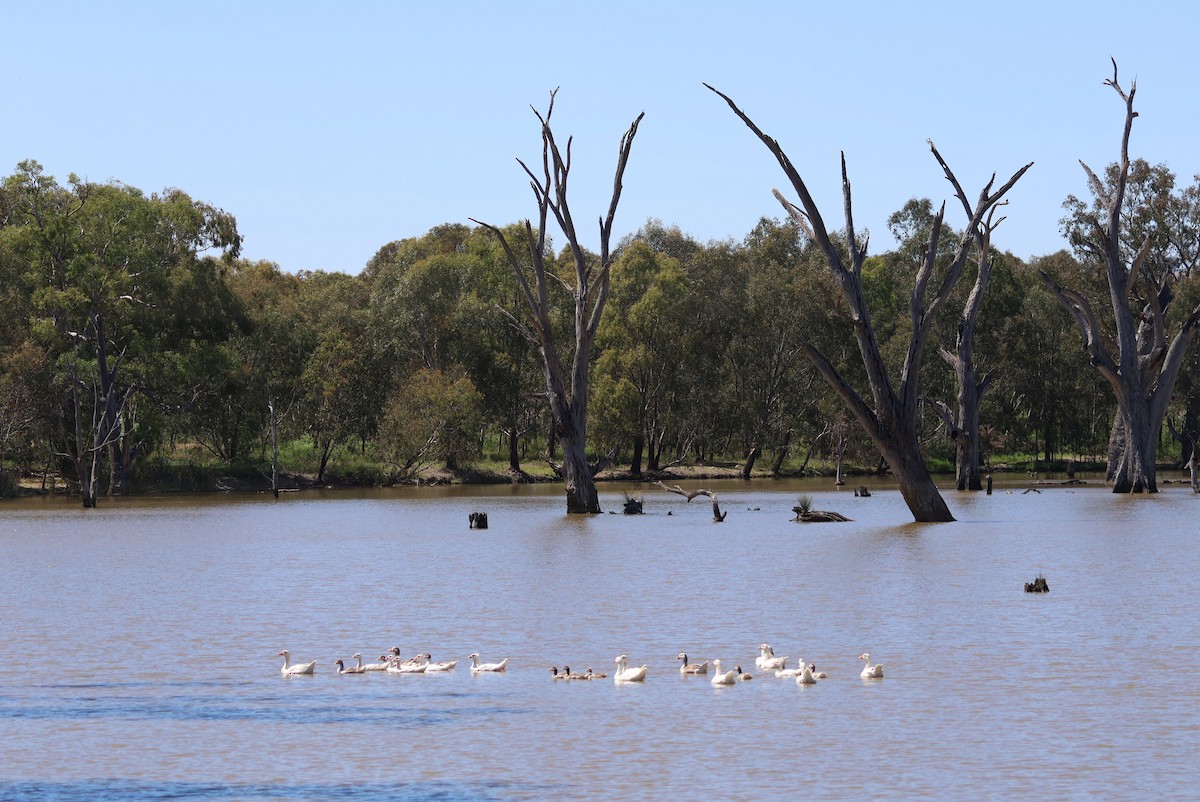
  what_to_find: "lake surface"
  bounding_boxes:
[2,478,1198,800]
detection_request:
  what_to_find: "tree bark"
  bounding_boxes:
[507,423,521,473]
[473,91,643,514]
[269,394,280,498]
[740,445,760,479]
[771,429,792,476]
[709,84,1030,522]
[629,434,644,477]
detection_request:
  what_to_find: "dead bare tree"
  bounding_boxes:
[929,201,1006,491]
[1041,62,1200,493]
[708,84,1031,522]
[473,91,643,513]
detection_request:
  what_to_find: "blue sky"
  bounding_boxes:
[5,1,1198,274]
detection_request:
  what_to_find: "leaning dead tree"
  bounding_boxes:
[1041,63,1200,493]
[472,91,643,513]
[708,84,1031,522]
[929,201,1006,491]
[653,481,726,521]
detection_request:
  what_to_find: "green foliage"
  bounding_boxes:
[375,366,484,477]
[9,147,1200,496]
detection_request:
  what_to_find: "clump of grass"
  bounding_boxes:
[795,494,813,514]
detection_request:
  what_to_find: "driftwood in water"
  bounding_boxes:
[792,494,850,522]
[469,512,489,529]
[652,481,726,521]
[1024,574,1049,593]
[792,507,852,523]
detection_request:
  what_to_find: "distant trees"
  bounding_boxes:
[0,161,241,505]
[8,68,1200,505]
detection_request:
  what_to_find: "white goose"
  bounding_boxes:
[468,653,509,673]
[386,654,427,674]
[677,653,709,675]
[359,653,390,672]
[710,659,737,686]
[859,653,884,679]
[418,653,458,672]
[278,649,316,676]
[613,654,648,682]
[795,662,818,685]
[755,644,788,672]
[774,657,806,679]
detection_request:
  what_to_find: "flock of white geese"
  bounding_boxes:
[278,644,884,685]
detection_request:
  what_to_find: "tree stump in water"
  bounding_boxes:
[854,486,871,497]
[1024,574,1049,593]
[792,494,850,522]
[622,496,644,514]
[792,508,852,523]
[469,512,488,529]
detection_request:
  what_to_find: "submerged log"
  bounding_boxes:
[469,512,489,529]
[792,507,852,523]
[652,481,726,522]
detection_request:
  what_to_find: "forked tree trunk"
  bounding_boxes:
[933,214,1000,491]
[473,91,643,514]
[709,85,1030,522]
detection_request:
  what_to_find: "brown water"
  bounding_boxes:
[1,479,1198,800]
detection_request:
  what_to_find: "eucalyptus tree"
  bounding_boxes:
[294,270,380,482]
[376,366,483,478]
[225,260,311,495]
[472,91,643,514]
[1042,64,1200,492]
[593,240,691,475]
[709,85,1031,521]
[1,161,241,505]
[454,226,546,475]
[725,219,827,477]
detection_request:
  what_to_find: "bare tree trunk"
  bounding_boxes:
[630,434,644,476]
[507,423,521,473]
[269,395,280,498]
[740,445,760,479]
[1042,63,1200,495]
[709,85,1030,522]
[771,429,792,476]
[473,91,643,515]
[934,213,1000,491]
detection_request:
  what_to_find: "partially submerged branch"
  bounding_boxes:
[652,481,727,522]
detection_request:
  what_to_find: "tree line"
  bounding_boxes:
[3,70,1199,510]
